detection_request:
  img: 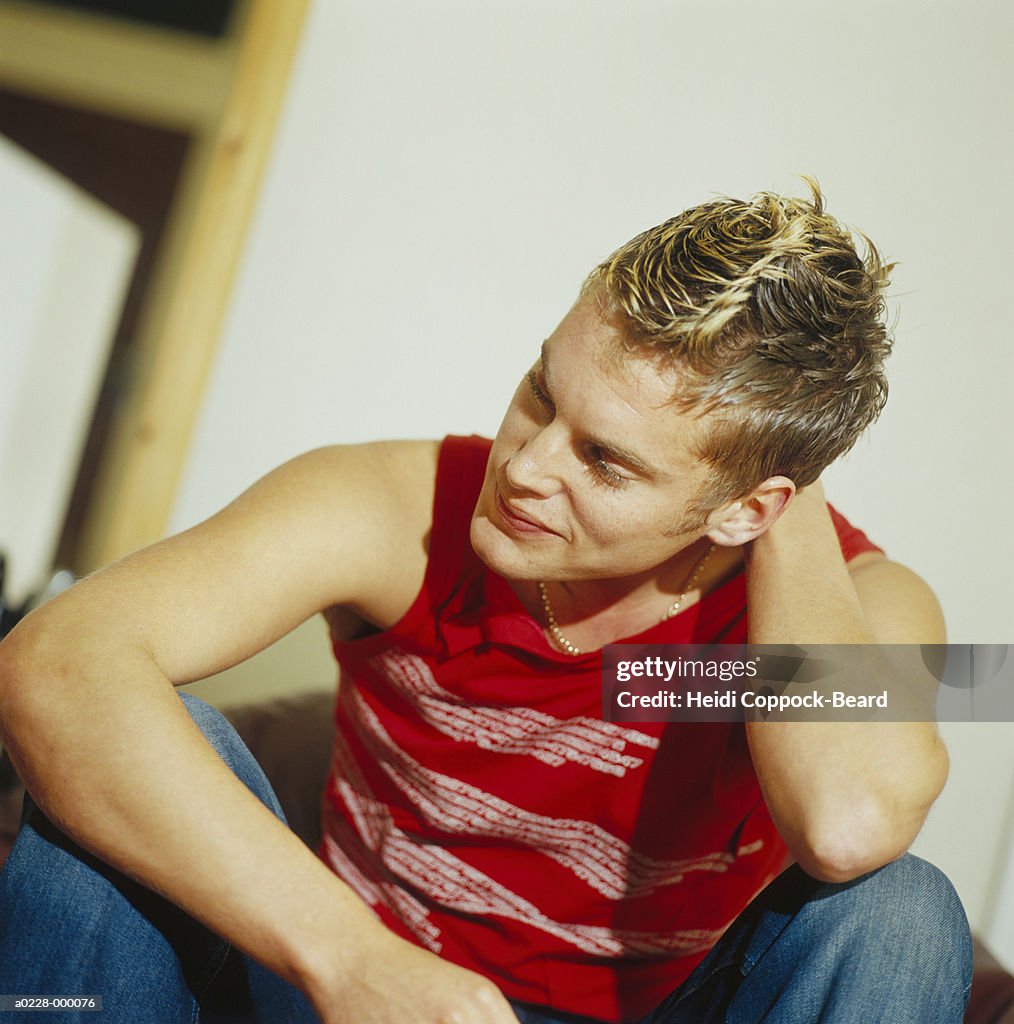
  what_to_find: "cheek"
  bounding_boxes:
[572,489,689,553]
[569,488,646,545]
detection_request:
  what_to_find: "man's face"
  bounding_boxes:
[470,295,722,583]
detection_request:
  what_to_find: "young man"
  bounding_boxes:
[0,183,971,1023]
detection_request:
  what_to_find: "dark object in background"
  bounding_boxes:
[0,557,8,637]
[27,0,238,37]
[968,938,1014,1024]
[0,556,20,639]
[0,556,75,640]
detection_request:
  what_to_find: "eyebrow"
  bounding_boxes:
[539,340,660,478]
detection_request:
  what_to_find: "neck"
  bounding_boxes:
[518,539,741,650]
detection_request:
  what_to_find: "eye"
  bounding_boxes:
[526,369,555,413]
[587,446,630,489]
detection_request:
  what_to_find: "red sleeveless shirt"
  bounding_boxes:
[322,435,883,1023]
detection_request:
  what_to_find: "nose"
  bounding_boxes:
[502,424,567,498]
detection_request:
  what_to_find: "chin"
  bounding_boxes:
[469,511,546,581]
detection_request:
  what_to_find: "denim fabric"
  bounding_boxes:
[0,693,319,1023]
[512,856,973,1024]
[0,694,973,1023]
[642,853,973,1023]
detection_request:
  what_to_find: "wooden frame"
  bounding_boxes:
[0,0,309,571]
[0,0,234,132]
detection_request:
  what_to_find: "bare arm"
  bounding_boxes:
[743,482,949,883]
[0,440,519,1024]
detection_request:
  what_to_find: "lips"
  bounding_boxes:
[495,492,557,536]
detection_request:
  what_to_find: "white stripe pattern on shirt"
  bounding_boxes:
[367,649,659,777]
[326,743,732,959]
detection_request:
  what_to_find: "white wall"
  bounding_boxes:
[0,137,138,606]
[173,0,1014,961]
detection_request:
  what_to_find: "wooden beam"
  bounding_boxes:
[76,0,310,570]
[0,0,234,131]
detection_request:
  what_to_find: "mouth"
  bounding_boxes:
[494,492,557,537]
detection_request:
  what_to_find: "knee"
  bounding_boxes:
[0,791,143,957]
[888,855,969,941]
[178,692,242,756]
[814,854,973,991]
[177,693,285,820]
[852,854,969,941]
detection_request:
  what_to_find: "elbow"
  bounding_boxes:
[0,619,94,821]
[789,795,940,885]
[0,616,72,745]
[0,630,35,779]
[787,740,950,885]
[791,825,903,884]
[0,627,31,738]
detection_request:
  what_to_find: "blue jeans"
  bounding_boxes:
[514,856,973,1024]
[0,695,973,1023]
[0,694,318,1023]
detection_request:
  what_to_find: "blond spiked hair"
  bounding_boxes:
[583,179,894,518]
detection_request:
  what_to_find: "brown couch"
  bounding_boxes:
[2,689,1012,1022]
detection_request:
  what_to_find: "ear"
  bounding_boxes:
[704,476,795,547]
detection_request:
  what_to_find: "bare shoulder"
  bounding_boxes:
[4,440,442,686]
[250,439,440,622]
[847,553,946,643]
[266,439,439,515]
